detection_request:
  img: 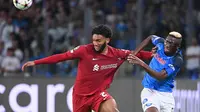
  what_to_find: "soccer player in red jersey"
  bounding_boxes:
[22,25,153,112]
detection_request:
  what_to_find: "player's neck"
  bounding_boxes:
[164,51,176,56]
[101,46,108,55]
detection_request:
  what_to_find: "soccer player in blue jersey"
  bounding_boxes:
[127,31,183,112]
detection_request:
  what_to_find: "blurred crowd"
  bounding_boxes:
[0,0,200,79]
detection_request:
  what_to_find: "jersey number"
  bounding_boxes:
[100,92,108,100]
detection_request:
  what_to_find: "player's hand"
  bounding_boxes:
[127,54,144,65]
[21,61,35,71]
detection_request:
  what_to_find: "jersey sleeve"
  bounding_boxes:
[34,45,85,65]
[136,51,153,60]
[116,49,131,59]
[116,49,152,60]
[151,35,165,45]
[164,56,183,77]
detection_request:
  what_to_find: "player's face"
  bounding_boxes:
[164,36,180,55]
[92,34,110,53]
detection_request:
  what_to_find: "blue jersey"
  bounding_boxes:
[142,36,183,92]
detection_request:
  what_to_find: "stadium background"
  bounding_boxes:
[0,0,200,112]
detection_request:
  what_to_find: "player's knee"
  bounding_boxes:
[100,106,119,112]
[145,107,159,112]
[114,107,120,112]
[99,99,119,112]
[108,107,119,112]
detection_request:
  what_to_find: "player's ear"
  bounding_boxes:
[106,38,110,44]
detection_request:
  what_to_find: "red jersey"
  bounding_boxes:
[34,44,152,95]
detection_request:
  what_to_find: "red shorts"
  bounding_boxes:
[73,90,112,112]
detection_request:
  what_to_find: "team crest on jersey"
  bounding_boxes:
[93,64,100,71]
[70,46,80,53]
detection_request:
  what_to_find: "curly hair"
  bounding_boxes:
[92,24,113,38]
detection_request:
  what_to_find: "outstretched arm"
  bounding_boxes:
[127,54,183,80]
[134,50,153,60]
[22,45,84,71]
[133,35,154,55]
[22,53,77,71]
[34,53,72,65]
[127,54,167,80]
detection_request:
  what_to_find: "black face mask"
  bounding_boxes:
[94,42,107,53]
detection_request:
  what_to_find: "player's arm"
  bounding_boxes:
[22,45,85,71]
[138,61,168,80]
[127,54,183,80]
[133,35,164,55]
[134,50,153,60]
[127,54,167,80]
[117,49,153,60]
[34,46,84,64]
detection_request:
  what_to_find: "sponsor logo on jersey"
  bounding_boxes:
[101,63,117,70]
[92,63,118,71]
[154,53,166,64]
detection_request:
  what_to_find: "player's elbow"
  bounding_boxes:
[143,35,154,44]
[148,35,154,40]
[141,36,153,46]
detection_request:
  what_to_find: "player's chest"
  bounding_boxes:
[81,55,123,72]
[153,52,172,66]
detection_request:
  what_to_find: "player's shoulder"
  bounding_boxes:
[84,43,93,48]
[109,46,130,54]
[173,53,183,67]
[108,45,117,51]
[151,35,165,45]
[156,42,164,51]
[109,46,131,58]
[81,43,97,54]
[151,35,164,39]
[77,44,92,50]
[108,45,125,51]
[83,43,94,51]
[69,44,88,53]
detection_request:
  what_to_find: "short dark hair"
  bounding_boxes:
[92,24,112,38]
